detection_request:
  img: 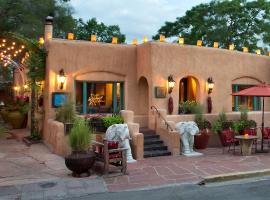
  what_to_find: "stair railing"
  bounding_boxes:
[150,106,174,131]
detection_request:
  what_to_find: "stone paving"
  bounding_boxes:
[105,148,270,191]
[2,129,270,199]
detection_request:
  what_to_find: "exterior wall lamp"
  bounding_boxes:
[207,77,214,94]
[58,69,66,90]
[168,75,176,94]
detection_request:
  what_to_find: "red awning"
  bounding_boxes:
[232,83,270,97]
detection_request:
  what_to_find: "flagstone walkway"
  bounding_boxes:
[1,129,270,198]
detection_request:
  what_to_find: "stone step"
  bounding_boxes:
[144,150,171,158]
[144,134,160,140]
[144,138,164,145]
[140,128,156,135]
[144,144,168,151]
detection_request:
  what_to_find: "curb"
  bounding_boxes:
[199,169,270,185]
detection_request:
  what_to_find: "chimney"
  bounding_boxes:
[44,16,53,42]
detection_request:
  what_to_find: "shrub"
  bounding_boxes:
[69,118,92,151]
[212,112,231,133]
[102,115,124,128]
[194,113,212,130]
[179,100,202,114]
[55,96,76,123]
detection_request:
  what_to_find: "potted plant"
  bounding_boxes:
[194,112,212,149]
[87,114,124,133]
[232,110,257,135]
[6,96,29,129]
[179,100,200,114]
[55,96,76,135]
[65,117,95,177]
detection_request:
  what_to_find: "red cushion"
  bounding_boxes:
[107,141,119,149]
[263,127,270,139]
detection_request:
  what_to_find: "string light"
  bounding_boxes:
[12,42,15,45]
[2,39,6,43]
[11,46,14,49]
[21,45,25,49]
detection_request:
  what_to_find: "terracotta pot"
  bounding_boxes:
[65,151,95,177]
[0,109,9,122]
[194,129,211,149]
[7,111,25,129]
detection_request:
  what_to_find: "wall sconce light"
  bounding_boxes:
[207,77,214,94]
[168,75,176,94]
[90,34,97,42]
[160,35,165,42]
[268,52,270,57]
[178,37,184,45]
[67,33,74,40]
[58,69,66,90]
[229,44,234,50]
[243,47,248,53]
[112,37,118,44]
[197,40,202,46]
[132,38,138,45]
[256,49,261,55]
[213,42,219,48]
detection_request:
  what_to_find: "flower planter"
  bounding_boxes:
[7,111,25,129]
[65,150,95,177]
[194,129,211,149]
[0,109,9,123]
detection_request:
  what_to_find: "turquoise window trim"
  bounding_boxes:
[120,82,125,110]
[77,81,125,114]
[233,85,239,111]
[258,97,262,110]
[253,97,257,111]
[83,82,87,114]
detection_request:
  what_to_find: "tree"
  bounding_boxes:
[74,18,126,43]
[153,0,270,52]
[0,0,76,39]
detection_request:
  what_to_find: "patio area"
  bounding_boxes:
[1,129,270,193]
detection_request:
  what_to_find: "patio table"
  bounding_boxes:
[235,135,258,156]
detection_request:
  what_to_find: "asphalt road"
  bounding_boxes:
[75,177,270,200]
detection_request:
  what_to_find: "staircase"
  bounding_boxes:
[140,128,171,158]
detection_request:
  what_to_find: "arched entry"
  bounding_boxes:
[138,76,149,115]
[179,76,199,103]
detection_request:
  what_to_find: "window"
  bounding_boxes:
[232,84,261,111]
[75,81,124,114]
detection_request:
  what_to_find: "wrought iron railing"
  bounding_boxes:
[150,105,174,131]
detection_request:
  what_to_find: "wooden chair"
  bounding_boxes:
[92,139,128,176]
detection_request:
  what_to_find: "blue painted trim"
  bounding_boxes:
[112,82,117,113]
[83,82,87,114]
[233,85,239,111]
[120,82,125,110]
[253,96,257,111]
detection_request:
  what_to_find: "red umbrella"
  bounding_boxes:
[232,83,270,153]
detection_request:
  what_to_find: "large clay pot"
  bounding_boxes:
[194,129,211,149]
[65,150,95,177]
[7,111,25,129]
[0,109,9,122]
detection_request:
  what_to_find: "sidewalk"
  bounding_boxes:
[1,131,270,199]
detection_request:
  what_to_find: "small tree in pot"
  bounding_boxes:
[65,118,95,177]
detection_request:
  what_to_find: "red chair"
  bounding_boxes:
[219,130,239,154]
[261,127,270,147]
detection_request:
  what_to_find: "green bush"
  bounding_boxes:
[69,118,92,151]
[102,115,124,128]
[212,112,231,133]
[194,113,211,130]
[179,100,202,114]
[55,96,76,123]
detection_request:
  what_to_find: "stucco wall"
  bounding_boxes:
[149,42,270,114]
[44,39,270,134]
[44,39,138,137]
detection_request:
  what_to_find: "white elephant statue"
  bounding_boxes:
[175,121,203,156]
[105,123,136,163]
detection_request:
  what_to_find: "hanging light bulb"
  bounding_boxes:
[7,47,10,50]
[2,39,6,43]
[21,45,25,49]
[12,42,15,45]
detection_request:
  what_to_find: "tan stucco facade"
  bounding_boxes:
[43,38,270,138]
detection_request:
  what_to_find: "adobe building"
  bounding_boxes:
[40,17,270,157]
